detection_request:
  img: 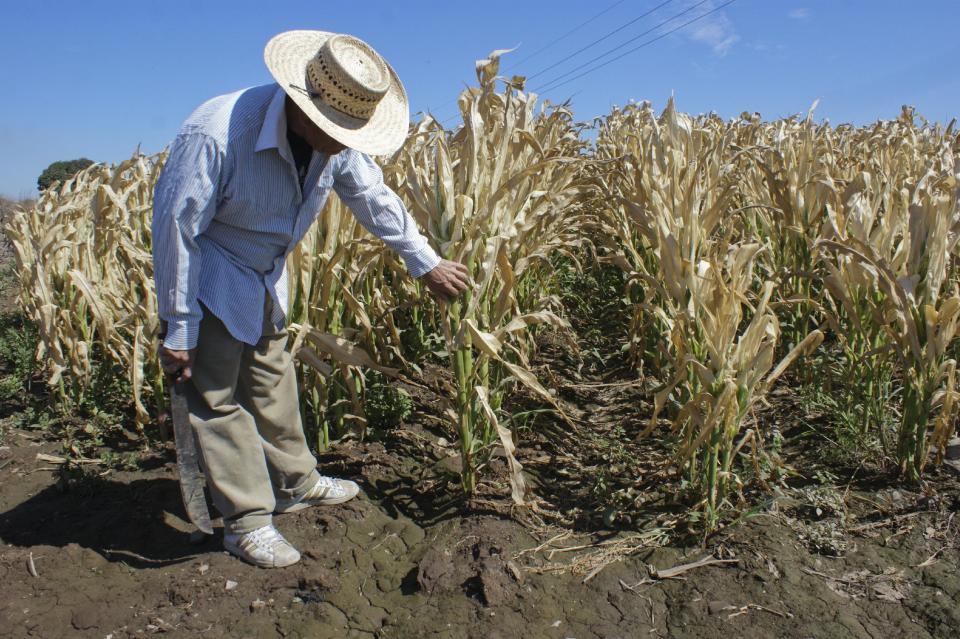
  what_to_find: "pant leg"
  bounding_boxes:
[235,297,320,501]
[186,306,275,535]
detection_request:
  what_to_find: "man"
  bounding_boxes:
[152,30,469,568]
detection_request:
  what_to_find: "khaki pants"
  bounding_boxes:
[186,299,320,534]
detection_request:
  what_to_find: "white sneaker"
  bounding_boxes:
[275,475,361,513]
[223,524,300,568]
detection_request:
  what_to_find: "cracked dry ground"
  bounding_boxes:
[3,398,960,638]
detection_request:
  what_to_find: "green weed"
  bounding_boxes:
[363,371,413,434]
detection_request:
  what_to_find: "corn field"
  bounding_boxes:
[7,52,960,530]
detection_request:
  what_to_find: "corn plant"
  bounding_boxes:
[387,49,591,499]
[818,163,960,480]
[598,98,821,527]
[6,154,167,432]
[286,194,418,448]
[737,105,841,357]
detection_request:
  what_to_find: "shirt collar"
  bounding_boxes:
[254,85,288,153]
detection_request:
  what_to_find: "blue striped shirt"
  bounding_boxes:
[152,84,440,350]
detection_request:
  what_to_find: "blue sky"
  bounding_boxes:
[1,0,958,197]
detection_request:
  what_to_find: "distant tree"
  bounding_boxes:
[37,158,95,191]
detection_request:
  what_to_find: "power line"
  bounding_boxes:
[533,0,713,91]
[435,0,738,127]
[503,0,631,71]
[433,0,634,125]
[526,0,678,81]
[536,0,739,96]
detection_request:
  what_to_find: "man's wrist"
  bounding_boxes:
[404,244,442,278]
[161,317,199,351]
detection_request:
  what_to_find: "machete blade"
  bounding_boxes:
[170,380,213,536]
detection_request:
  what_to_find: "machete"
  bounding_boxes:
[167,372,214,536]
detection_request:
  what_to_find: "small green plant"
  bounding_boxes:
[0,313,39,403]
[363,372,413,433]
[0,375,22,403]
[797,350,896,468]
[100,450,140,471]
[793,482,849,556]
[54,460,106,495]
[53,348,134,427]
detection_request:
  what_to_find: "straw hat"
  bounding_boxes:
[264,30,409,156]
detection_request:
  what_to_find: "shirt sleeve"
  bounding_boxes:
[151,132,222,350]
[332,149,441,278]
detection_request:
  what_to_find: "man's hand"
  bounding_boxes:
[422,259,470,301]
[159,346,197,384]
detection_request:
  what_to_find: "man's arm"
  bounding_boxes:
[332,150,469,300]
[152,132,222,378]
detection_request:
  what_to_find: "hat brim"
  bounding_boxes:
[264,30,410,156]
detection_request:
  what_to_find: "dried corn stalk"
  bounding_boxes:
[818,153,960,479]
[287,194,417,447]
[598,99,821,527]
[388,49,591,498]
[7,155,166,430]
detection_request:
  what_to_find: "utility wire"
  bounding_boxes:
[434,0,633,125]
[533,0,712,91]
[526,0,677,81]
[437,0,737,126]
[536,0,738,96]
[503,0,630,71]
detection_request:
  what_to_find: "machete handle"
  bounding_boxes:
[157,324,193,384]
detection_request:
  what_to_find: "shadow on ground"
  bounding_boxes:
[0,474,208,568]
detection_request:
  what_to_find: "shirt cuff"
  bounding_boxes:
[402,243,442,278]
[162,317,200,350]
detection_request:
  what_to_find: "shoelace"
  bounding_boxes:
[243,525,285,551]
[310,475,343,498]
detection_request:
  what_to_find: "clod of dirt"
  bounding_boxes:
[70,605,100,630]
[167,584,193,606]
[478,557,515,607]
[64,542,108,570]
[336,499,368,522]
[506,560,524,584]
[415,521,523,607]
[298,564,340,593]
[416,547,456,594]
